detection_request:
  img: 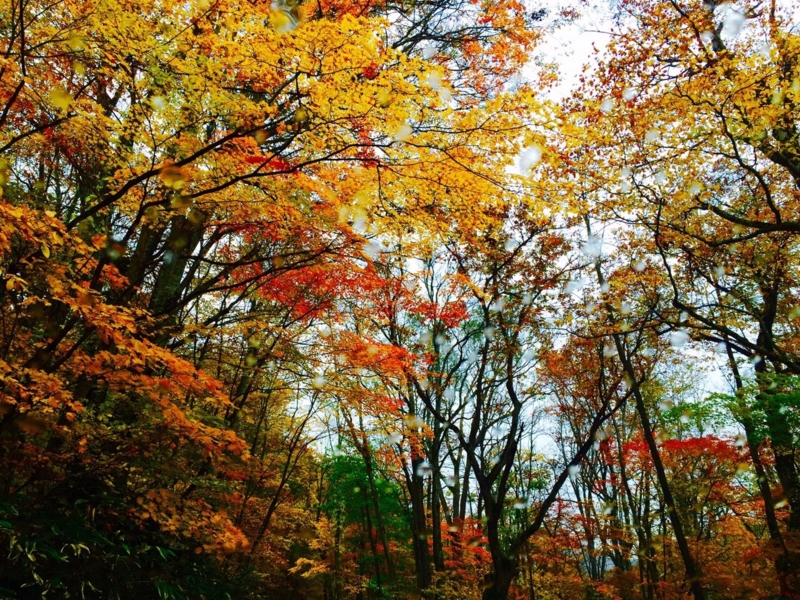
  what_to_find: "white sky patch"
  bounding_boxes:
[527,2,615,100]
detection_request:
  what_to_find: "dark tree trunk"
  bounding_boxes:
[614,336,707,600]
[410,456,432,592]
[362,443,396,580]
[481,555,517,600]
[148,214,204,325]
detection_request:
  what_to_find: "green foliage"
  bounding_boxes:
[320,452,410,543]
[660,394,735,439]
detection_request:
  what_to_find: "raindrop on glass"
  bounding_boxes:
[363,240,382,259]
[670,330,689,347]
[582,236,602,258]
[426,71,442,90]
[490,298,505,312]
[393,122,412,142]
[721,5,745,37]
[521,292,533,305]
[517,146,542,172]
[565,277,588,293]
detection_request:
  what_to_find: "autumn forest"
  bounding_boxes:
[0,0,799,598]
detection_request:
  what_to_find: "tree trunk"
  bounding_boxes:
[148,214,204,326]
[363,443,396,580]
[481,554,517,600]
[614,337,707,600]
[410,456,432,592]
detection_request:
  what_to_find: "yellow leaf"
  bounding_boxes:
[41,244,50,258]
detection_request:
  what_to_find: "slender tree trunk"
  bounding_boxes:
[148,214,204,327]
[410,456,432,592]
[430,436,445,572]
[589,214,705,598]
[362,444,396,580]
[614,337,706,600]
[362,486,383,591]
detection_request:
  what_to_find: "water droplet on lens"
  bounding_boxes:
[670,330,689,347]
[622,87,637,101]
[416,461,432,477]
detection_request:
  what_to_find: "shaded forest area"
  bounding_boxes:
[1,0,799,598]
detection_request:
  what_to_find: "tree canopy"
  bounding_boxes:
[1,0,799,599]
